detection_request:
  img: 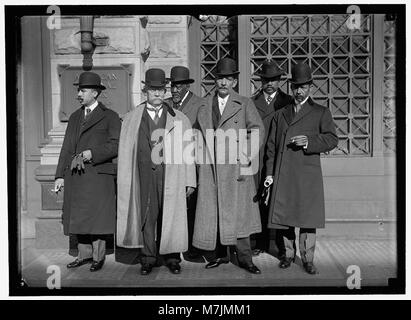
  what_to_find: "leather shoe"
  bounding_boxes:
[167,262,181,274]
[183,251,206,263]
[303,262,317,275]
[205,258,229,269]
[279,256,295,269]
[67,258,93,269]
[90,259,105,272]
[140,264,153,275]
[240,263,261,274]
[252,248,266,256]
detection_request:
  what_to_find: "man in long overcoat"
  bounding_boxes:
[116,68,196,275]
[55,71,121,272]
[251,59,293,256]
[165,66,207,263]
[264,63,338,274]
[193,57,265,274]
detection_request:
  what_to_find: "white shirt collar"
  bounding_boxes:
[85,101,98,114]
[146,102,163,119]
[180,91,190,105]
[218,94,229,104]
[295,96,309,106]
[263,91,277,101]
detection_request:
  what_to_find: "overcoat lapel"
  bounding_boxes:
[179,91,193,114]
[291,98,315,125]
[80,103,106,135]
[218,93,242,127]
[282,104,294,126]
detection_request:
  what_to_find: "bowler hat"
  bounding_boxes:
[141,68,168,88]
[289,62,313,85]
[216,57,240,77]
[255,60,284,79]
[167,66,195,84]
[74,71,106,90]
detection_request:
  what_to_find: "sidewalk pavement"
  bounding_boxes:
[20,238,396,290]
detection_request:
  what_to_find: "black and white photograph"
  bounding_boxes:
[3,1,406,300]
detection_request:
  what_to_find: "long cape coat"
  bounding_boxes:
[192,92,265,250]
[252,89,293,189]
[55,103,121,235]
[116,103,196,254]
[265,98,338,229]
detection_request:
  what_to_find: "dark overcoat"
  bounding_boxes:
[265,98,338,228]
[55,103,121,235]
[252,89,293,188]
[166,91,206,127]
[193,92,265,250]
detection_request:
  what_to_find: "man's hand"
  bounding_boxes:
[289,135,308,148]
[54,178,64,193]
[82,150,92,162]
[70,154,85,172]
[264,175,273,187]
[186,186,195,198]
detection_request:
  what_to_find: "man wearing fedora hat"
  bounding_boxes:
[116,68,196,275]
[251,59,293,257]
[263,62,338,274]
[55,71,121,272]
[193,57,265,274]
[166,66,206,263]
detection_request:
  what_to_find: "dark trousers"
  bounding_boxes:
[77,234,107,262]
[141,166,180,266]
[275,227,317,263]
[254,203,270,251]
[202,231,254,267]
[185,189,201,254]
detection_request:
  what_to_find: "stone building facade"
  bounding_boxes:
[18,14,397,249]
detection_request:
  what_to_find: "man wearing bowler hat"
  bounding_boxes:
[166,66,207,263]
[193,57,265,274]
[116,68,196,275]
[251,59,293,257]
[263,62,338,274]
[55,71,121,272]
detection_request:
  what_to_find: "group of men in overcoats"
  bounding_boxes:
[55,56,338,276]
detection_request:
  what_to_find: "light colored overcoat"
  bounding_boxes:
[193,92,265,250]
[116,104,196,254]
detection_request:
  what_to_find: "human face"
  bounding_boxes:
[291,83,311,103]
[77,88,98,107]
[262,78,280,95]
[171,83,189,104]
[146,87,166,107]
[216,76,237,98]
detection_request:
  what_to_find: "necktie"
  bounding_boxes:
[219,100,226,115]
[147,106,162,124]
[266,96,272,105]
[85,107,91,119]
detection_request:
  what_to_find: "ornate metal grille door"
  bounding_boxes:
[248,15,373,156]
[383,18,396,154]
[199,16,238,97]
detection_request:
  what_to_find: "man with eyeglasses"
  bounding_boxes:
[116,68,196,275]
[263,62,338,275]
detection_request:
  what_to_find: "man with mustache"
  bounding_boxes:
[193,57,265,274]
[116,68,196,275]
[55,71,121,272]
[165,66,206,263]
[263,62,338,274]
[251,59,293,257]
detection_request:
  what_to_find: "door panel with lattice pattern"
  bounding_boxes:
[248,15,373,156]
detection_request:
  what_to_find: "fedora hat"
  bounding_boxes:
[73,71,106,90]
[216,57,240,77]
[289,62,313,85]
[141,68,168,88]
[167,66,195,84]
[255,60,284,79]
